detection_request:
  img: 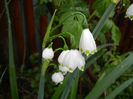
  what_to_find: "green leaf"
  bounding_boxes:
[111,24,121,45]
[70,71,79,99]
[42,9,57,48]
[60,69,79,99]
[97,19,113,44]
[85,53,133,99]
[37,59,49,99]
[4,0,19,98]
[105,77,133,99]
[62,20,82,48]
[59,1,89,17]
[92,0,111,17]
[93,3,116,39]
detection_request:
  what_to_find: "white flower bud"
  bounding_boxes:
[59,65,69,75]
[42,48,54,60]
[58,50,70,66]
[126,4,133,20]
[52,72,64,84]
[79,29,97,56]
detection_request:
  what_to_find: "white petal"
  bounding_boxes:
[126,4,133,20]
[52,72,64,84]
[58,50,70,66]
[59,65,69,75]
[79,28,97,55]
[42,48,54,60]
[63,50,85,72]
[126,4,133,16]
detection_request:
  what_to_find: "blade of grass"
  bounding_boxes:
[4,0,19,98]
[70,70,79,99]
[0,67,7,84]
[85,53,133,99]
[37,10,57,99]
[105,77,133,99]
[93,3,116,39]
[60,69,79,99]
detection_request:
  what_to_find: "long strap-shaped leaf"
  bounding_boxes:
[93,3,116,39]
[37,10,57,99]
[4,0,19,98]
[85,53,133,99]
[105,77,133,99]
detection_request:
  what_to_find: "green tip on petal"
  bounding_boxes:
[86,50,90,55]
[62,64,64,67]
[80,48,83,52]
[69,68,73,71]
[81,66,84,71]
[91,50,95,54]
[62,71,66,74]
[129,15,133,21]
[60,81,63,84]
[59,63,61,66]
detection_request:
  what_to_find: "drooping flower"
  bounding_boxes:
[76,52,85,71]
[52,72,64,84]
[42,48,54,60]
[58,50,70,66]
[126,4,133,20]
[63,50,85,72]
[79,29,97,56]
[59,65,69,75]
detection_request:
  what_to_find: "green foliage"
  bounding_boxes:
[105,77,133,99]
[4,0,19,98]
[92,0,112,17]
[111,23,121,45]
[85,53,133,99]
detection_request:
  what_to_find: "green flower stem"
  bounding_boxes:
[54,48,64,53]
[38,9,57,99]
[88,11,96,22]
[49,32,74,42]
[37,59,49,99]
[4,0,19,99]
[93,3,116,39]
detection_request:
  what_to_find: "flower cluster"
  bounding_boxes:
[42,28,97,84]
[126,4,133,20]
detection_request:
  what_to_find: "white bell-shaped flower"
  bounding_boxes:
[52,72,64,84]
[58,50,70,66]
[59,65,69,75]
[63,50,85,72]
[126,4,133,20]
[76,53,85,71]
[42,48,54,60]
[79,29,97,56]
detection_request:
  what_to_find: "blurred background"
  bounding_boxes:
[0,0,133,98]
